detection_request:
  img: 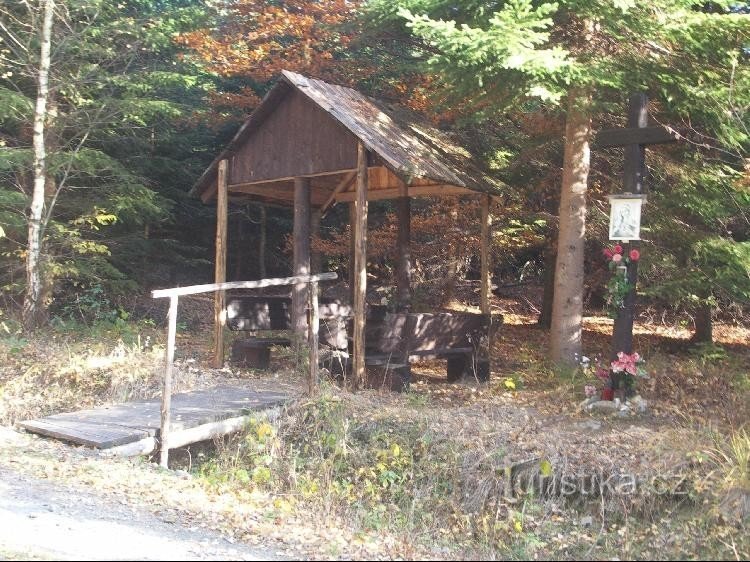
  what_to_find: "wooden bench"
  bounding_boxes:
[363,311,496,387]
[226,295,350,369]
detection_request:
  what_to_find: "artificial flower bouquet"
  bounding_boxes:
[603,245,640,318]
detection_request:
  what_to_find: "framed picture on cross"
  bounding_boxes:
[608,194,645,241]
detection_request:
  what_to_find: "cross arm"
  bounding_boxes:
[594,126,680,149]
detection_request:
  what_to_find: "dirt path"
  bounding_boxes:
[0,465,286,561]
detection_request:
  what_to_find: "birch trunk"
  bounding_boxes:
[23,0,55,331]
[550,90,592,364]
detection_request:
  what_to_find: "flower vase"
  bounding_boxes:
[610,371,627,402]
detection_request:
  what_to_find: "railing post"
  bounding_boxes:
[307,279,319,394]
[213,159,229,368]
[160,294,178,467]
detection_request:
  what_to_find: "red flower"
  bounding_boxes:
[629,249,640,261]
[603,248,614,259]
[613,245,623,254]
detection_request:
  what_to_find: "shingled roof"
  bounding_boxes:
[191,70,503,202]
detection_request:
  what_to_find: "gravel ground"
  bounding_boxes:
[0,429,287,561]
[0,467,287,561]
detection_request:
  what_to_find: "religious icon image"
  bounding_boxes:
[609,196,643,241]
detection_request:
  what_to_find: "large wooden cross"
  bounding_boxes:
[593,93,678,359]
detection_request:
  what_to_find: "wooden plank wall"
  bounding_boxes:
[231,90,359,185]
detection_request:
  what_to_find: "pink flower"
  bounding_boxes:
[585,385,597,398]
[613,245,623,254]
[603,248,614,260]
[595,367,610,381]
[612,253,623,263]
[629,249,640,261]
[611,351,640,376]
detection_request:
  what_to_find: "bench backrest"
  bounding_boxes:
[409,312,487,352]
[375,311,488,356]
[226,296,291,331]
[226,295,352,350]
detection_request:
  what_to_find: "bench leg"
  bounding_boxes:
[446,355,467,382]
[231,340,271,369]
[396,364,411,391]
[446,354,490,382]
[466,354,490,382]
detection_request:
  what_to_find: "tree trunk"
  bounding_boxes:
[443,203,459,305]
[23,0,55,331]
[550,90,592,364]
[692,301,713,344]
[538,243,556,330]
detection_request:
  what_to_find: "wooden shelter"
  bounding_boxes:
[192,70,504,383]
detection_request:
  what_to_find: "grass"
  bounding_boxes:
[188,385,748,559]
[1,306,748,559]
[0,317,215,425]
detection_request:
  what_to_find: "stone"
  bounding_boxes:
[588,400,619,414]
[579,396,599,412]
[580,515,594,527]
[628,395,648,414]
[174,469,192,480]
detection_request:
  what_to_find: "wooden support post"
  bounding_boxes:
[160,294,178,468]
[311,209,322,274]
[353,142,369,389]
[293,177,311,337]
[348,202,356,304]
[480,194,492,315]
[259,205,267,280]
[212,159,228,368]
[308,279,319,394]
[395,183,411,311]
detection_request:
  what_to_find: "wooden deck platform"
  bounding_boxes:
[18,385,290,450]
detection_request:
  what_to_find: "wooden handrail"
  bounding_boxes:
[151,272,338,299]
[153,271,338,467]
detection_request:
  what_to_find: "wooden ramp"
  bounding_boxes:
[19,385,289,450]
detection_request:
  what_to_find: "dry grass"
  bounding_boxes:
[0,292,747,559]
[0,323,241,425]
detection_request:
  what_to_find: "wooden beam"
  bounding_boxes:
[293,177,311,337]
[212,159,229,369]
[335,184,475,202]
[227,168,356,189]
[224,166,396,193]
[480,194,492,315]
[593,125,678,149]
[104,413,283,458]
[353,142,369,390]
[229,183,328,207]
[151,273,338,299]
[100,437,158,458]
[320,171,356,214]
[395,181,411,311]
[159,294,178,467]
[623,93,649,195]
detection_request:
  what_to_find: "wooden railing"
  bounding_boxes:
[151,272,338,467]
